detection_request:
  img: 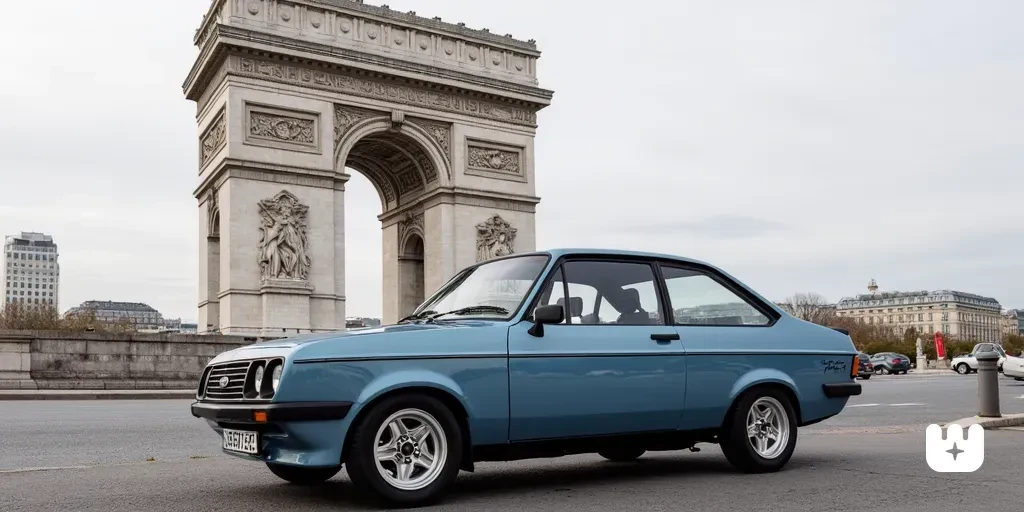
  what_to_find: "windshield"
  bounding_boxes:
[411,255,550,320]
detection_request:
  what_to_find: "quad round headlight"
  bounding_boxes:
[271,365,282,392]
[253,365,265,392]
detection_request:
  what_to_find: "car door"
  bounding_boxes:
[507,257,687,441]
[655,262,780,431]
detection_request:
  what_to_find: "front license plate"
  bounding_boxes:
[222,429,259,454]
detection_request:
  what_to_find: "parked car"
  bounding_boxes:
[951,343,1007,375]
[1002,353,1024,381]
[856,353,874,379]
[190,249,862,507]
[870,352,911,374]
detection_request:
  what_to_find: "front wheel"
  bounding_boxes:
[877,367,889,375]
[598,447,646,462]
[956,363,970,375]
[266,463,341,485]
[719,388,798,473]
[345,394,463,507]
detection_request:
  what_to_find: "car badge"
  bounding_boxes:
[218,376,230,388]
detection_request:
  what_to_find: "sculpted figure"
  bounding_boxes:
[475,215,517,262]
[258,191,312,281]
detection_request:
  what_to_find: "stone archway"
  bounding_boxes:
[187,0,553,334]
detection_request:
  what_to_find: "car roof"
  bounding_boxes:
[526,248,717,267]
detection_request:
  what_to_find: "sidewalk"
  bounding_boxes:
[0,389,195,400]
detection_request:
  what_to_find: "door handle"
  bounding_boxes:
[651,333,680,343]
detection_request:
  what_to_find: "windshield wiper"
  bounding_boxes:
[427,305,509,322]
[398,310,437,324]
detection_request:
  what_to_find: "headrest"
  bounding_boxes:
[556,296,584,317]
[618,288,641,312]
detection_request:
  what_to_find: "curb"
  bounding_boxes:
[944,413,1024,430]
[0,391,195,401]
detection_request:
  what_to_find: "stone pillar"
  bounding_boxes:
[381,222,400,325]
[0,333,35,389]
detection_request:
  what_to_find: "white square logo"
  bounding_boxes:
[925,424,984,473]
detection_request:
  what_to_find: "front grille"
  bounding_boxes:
[203,361,251,400]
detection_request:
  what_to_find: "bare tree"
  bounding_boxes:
[780,292,836,326]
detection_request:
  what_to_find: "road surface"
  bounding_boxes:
[1,373,1021,511]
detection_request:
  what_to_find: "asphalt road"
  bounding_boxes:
[1,373,1022,511]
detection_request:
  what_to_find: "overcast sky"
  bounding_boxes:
[2,0,1022,322]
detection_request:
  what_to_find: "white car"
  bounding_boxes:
[1003,354,1024,381]
[950,342,1006,375]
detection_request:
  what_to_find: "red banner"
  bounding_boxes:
[934,332,946,359]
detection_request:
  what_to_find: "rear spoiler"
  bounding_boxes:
[831,327,850,336]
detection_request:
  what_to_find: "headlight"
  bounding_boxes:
[254,365,264,392]
[271,365,282,392]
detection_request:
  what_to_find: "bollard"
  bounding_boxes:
[976,348,1001,418]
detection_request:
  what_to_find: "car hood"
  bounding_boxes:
[208,320,506,365]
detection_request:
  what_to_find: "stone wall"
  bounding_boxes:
[0,330,258,390]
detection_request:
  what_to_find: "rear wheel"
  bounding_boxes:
[860,375,871,380]
[266,463,341,485]
[719,388,798,473]
[345,394,463,507]
[598,447,646,462]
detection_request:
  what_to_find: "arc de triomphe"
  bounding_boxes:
[185,0,552,335]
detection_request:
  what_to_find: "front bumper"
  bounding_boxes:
[191,401,353,422]
[191,401,355,467]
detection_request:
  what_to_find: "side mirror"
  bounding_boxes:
[528,304,564,337]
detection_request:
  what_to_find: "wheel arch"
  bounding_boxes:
[342,383,475,472]
[722,378,803,429]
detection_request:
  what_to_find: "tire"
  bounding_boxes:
[598,447,646,462]
[878,367,889,375]
[860,375,871,380]
[719,387,798,474]
[344,393,463,507]
[956,363,970,375]
[1014,377,1023,382]
[266,463,341,485]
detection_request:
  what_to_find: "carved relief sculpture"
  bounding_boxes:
[334,104,376,146]
[250,111,315,144]
[476,215,517,262]
[258,191,312,281]
[398,211,425,254]
[200,108,226,166]
[468,146,520,174]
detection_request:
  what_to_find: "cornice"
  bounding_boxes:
[306,0,540,53]
[185,24,553,107]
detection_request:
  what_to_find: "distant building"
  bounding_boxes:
[835,280,1002,342]
[66,301,165,331]
[1003,310,1024,337]
[2,232,60,309]
[674,303,766,325]
[179,323,198,334]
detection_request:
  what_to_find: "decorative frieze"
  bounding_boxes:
[232,56,538,127]
[244,103,320,153]
[476,214,517,262]
[465,139,525,182]
[200,107,227,168]
[257,190,312,282]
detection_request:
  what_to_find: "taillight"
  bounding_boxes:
[850,355,858,378]
[892,358,899,364]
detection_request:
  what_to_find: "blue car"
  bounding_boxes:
[191,249,861,506]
